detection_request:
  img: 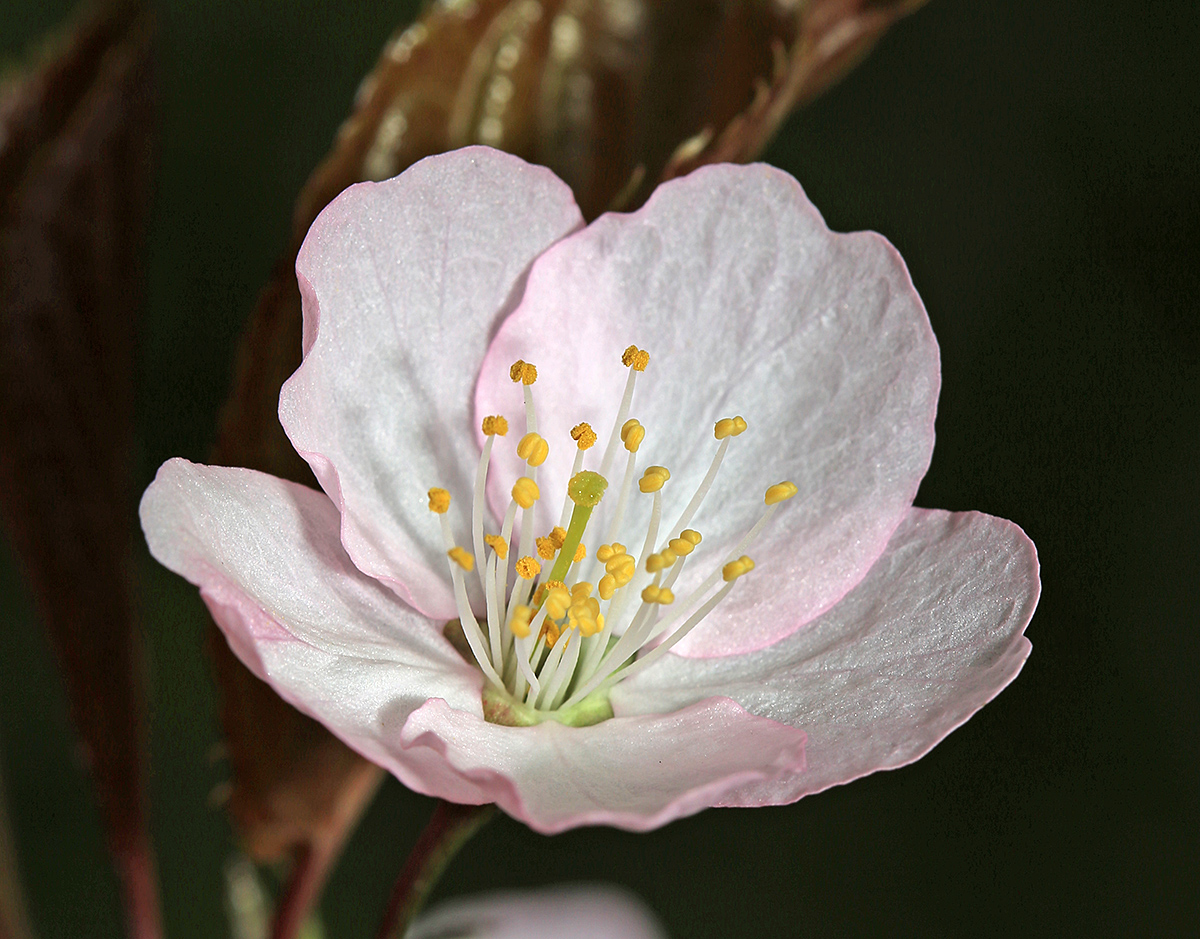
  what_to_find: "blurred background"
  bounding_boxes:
[1,0,1196,936]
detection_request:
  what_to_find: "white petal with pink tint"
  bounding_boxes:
[280,148,583,619]
[139,459,483,774]
[397,696,805,834]
[612,509,1039,803]
[476,163,939,656]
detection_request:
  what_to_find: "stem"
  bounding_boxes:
[375,801,496,939]
[270,843,330,939]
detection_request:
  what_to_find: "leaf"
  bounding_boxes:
[206,0,927,919]
[0,2,159,938]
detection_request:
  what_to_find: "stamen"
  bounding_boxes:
[510,359,538,434]
[598,349,647,478]
[433,505,502,687]
[599,558,755,692]
[484,534,509,559]
[663,416,745,544]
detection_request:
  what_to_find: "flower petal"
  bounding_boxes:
[139,459,484,786]
[410,885,667,939]
[611,509,1038,803]
[395,695,805,834]
[475,162,939,654]
[280,147,584,618]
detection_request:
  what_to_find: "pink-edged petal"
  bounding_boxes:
[396,696,805,835]
[410,885,667,939]
[611,509,1038,804]
[280,147,584,619]
[138,459,485,794]
[475,162,939,655]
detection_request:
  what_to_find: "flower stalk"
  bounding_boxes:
[375,801,496,939]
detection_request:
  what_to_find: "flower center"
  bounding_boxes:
[428,346,796,726]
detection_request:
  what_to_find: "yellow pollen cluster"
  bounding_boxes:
[645,548,677,573]
[512,476,540,509]
[722,556,756,582]
[714,416,748,440]
[573,543,587,562]
[570,422,597,450]
[509,359,538,385]
[517,432,549,466]
[515,556,541,579]
[481,415,509,436]
[621,418,645,452]
[534,580,567,605]
[447,546,474,571]
[621,345,651,371]
[638,464,671,493]
[547,526,567,549]
[509,604,533,638]
[535,535,558,560]
[765,481,798,505]
[483,534,509,559]
[596,543,635,599]
[427,487,451,513]
[668,529,703,556]
[641,584,675,605]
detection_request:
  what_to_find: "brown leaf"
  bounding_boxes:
[207,0,926,899]
[0,2,159,938]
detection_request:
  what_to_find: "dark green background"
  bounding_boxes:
[2,1,1197,936]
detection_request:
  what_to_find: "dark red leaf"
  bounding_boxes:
[0,3,159,938]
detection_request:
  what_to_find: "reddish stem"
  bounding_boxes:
[375,801,496,939]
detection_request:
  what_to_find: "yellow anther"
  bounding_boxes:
[621,345,650,371]
[714,415,748,440]
[533,580,566,605]
[512,476,540,509]
[483,534,509,560]
[509,604,533,638]
[722,555,756,582]
[509,360,538,385]
[668,537,696,557]
[765,481,799,505]
[641,585,675,605]
[680,529,702,546]
[645,549,678,573]
[541,620,562,647]
[517,432,549,467]
[447,546,474,572]
[481,415,509,436]
[427,488,451,514]
[568,470,608,507]
[515,556,541,579]
[598,574,617,600]
[547,526,567,549]
[545,587,571,620]
[620,418,645,452]
[535,536,557,560]
[638,465,671,493]
[596,543,616,563]
[570,422,598,450]
[570,582,594,602]
[605,552,634,576]
[573,543,586,563]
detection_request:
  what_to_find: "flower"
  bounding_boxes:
[409,884,666,939]
[140,147,1039,834]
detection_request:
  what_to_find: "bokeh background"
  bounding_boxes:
[2,1,1197,936]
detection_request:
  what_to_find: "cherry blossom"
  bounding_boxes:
[140,147,1038,834]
